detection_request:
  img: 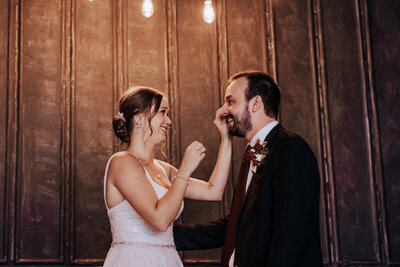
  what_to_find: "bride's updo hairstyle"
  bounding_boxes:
[113,86,164,145]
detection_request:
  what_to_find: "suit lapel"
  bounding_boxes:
[237,124,283,221]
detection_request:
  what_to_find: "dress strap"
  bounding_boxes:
[104,152,168,210]
[104,151,149,210]
[104,152,123,210]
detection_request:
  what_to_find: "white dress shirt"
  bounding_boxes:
[229,120,278,267]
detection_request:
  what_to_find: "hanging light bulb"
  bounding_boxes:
[203,0,215,24]
[142,0,154,18]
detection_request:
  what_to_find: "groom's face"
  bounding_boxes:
[222,77,252,137]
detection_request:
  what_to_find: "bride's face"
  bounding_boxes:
[148,97,171,143]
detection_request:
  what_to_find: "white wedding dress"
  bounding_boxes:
[103,152,184,267]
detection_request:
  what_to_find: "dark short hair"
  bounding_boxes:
[228,70,281,119]
[113,86,164,144]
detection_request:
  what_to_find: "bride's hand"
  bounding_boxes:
[213,107,230,140]
[178,141,206,178]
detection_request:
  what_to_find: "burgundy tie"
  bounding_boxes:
[221,145,251,267]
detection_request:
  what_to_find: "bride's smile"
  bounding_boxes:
[149,97,171,141]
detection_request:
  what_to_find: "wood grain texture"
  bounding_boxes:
[176,0,222,262]
[368,0,400,263]
[72,0,113,262]
[4,0,20,265]
[321,0,378,262]
[16,0,63,262]
[0,0,9,262]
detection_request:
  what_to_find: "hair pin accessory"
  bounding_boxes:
[118,111,126,122]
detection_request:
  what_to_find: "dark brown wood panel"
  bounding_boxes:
[72,0,114,262]
[272,0,329,262]
[0,0,8,262]
[177,0,221,262]
[273,0,321,159]
[322,0,378,262]
[16,0,63,261]
[368,0,400,263]
[126,0,168,92]
[226,0,267,75]
[226,0,267,201]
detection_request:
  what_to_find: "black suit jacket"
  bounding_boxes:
[174,124,323,267]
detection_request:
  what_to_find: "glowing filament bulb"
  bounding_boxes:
[142,0,154,18]
[203,0,215,23]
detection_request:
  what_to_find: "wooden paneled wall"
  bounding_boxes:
[0,0,399,266]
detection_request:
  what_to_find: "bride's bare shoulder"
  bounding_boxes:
[108,152,143,175]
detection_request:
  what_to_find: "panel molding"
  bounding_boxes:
[15,0,64,262]
[166,0,180,168]
[306,0,329,264]
[112,0,128,154]
[4,0,20,264]
[61,0,73,265]
[354,0,381,261]
[357,0,389,264]
[69,0,77,263]
[264,0,277,79]
[310,0,338,264]
[215,0,231,217]
[14,0,23,260]
[0,0,7,255]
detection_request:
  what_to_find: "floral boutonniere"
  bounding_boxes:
[245,139,269,173]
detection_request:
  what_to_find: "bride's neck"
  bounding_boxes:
[127,138,156,164]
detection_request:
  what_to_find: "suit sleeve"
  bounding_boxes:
[267,137,321,266]
[173,215,229,251]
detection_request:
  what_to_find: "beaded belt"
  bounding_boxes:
[112,241,176,249]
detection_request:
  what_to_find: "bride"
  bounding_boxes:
[103,86,231,266]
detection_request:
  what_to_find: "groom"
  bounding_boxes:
[173,70,322,266]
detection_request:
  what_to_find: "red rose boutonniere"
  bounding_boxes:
[245,139,269,173]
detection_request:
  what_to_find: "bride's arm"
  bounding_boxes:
[185,135,231,201]
[160,108,232,201]
[108,144,204,232]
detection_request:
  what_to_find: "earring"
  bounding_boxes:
[138,123,142,128]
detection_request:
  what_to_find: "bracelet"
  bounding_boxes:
[173,174,190,185]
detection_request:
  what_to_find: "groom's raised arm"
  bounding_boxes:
[173,215,229,251]
[267,137,321,266]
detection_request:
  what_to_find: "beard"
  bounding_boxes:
[227,105,252,137]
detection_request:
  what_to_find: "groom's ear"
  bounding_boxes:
[250,95,263,113]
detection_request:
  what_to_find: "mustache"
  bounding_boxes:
[224,114,234,120]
